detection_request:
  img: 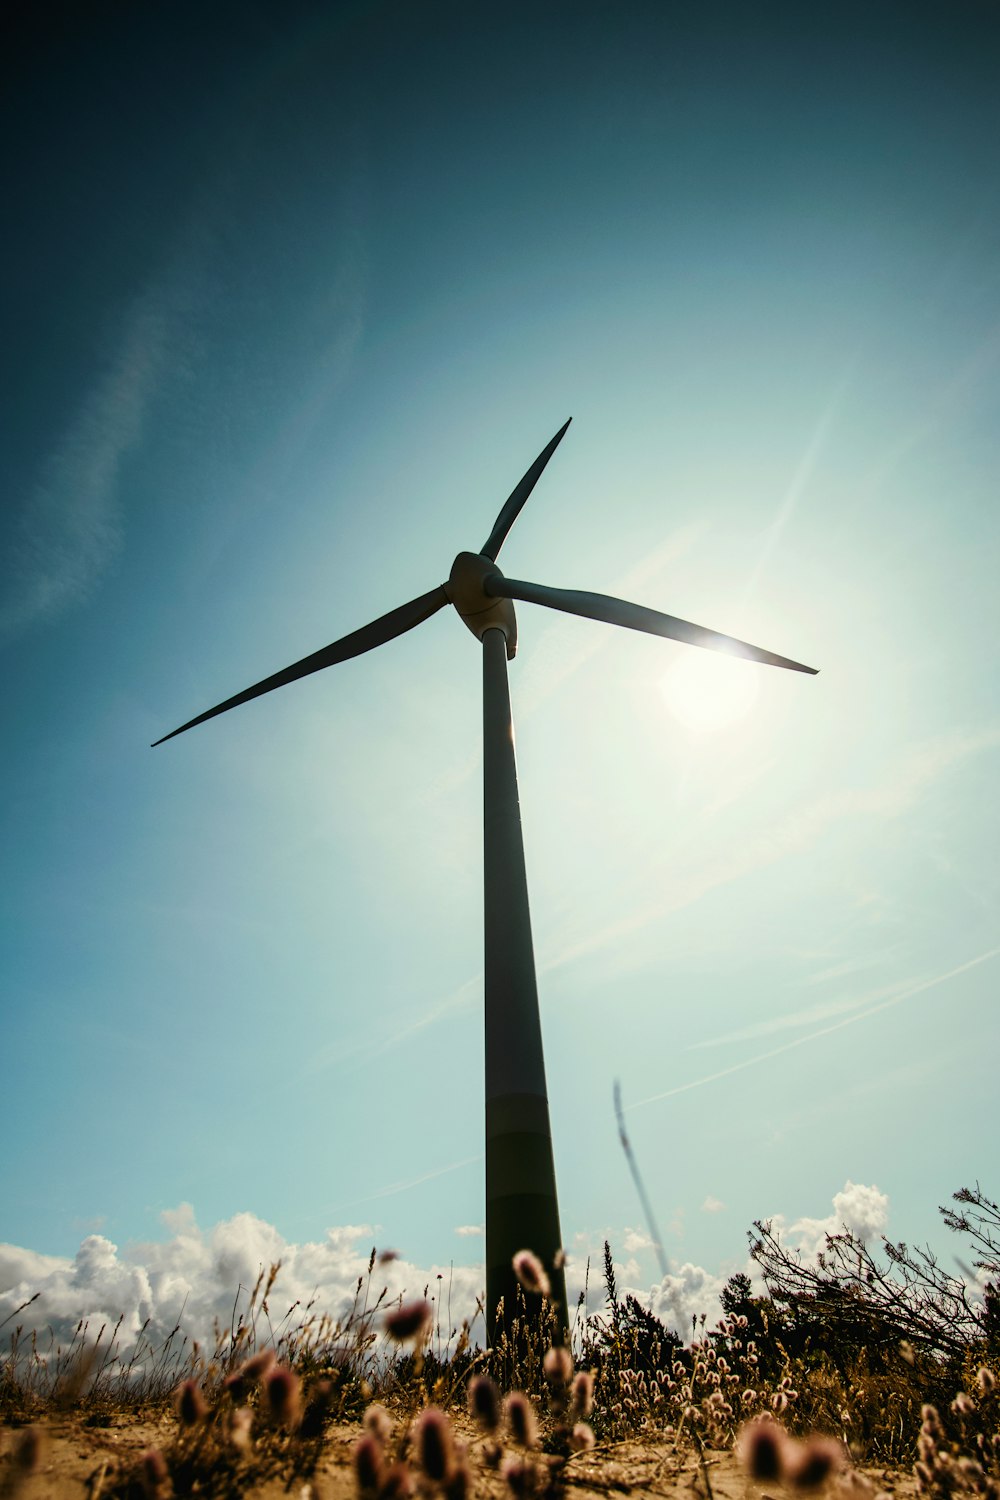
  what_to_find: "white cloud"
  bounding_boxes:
[643,1261,732,1336]
[782,1180,889,1262]
[701,1196,725,1214]
[454,1225,483,1238]
[0,1206,485,1361]
[622,1227,654,1253]
[0,1184,890,1363]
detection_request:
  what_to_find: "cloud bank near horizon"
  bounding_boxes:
[0,1183,889,1360]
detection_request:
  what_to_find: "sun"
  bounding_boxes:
[658,649,760,734]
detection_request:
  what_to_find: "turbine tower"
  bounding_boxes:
[153,420,817,1334]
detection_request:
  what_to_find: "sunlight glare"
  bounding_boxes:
[658,650,760,734]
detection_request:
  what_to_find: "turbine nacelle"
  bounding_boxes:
[446,552,517,659]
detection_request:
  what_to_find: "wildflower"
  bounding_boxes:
[378,1249,400,1264]
[468,1373,501,1431]
[952,1391,975,1416]
[364,1404,393,1444]
[444,1462,471,1500]
[553,1248,567,1270]
[740,1419,785,1482]
[505,1391,539,1448]
[140,1447,168,1499]
[512,1249,551,1299]
[415,1408,454,1482]
[977,1366,996,1395]
[570,1370,594,1420]
[571,1423,596,1451]
[265,1364,301,1428]
[354,1433,384,1494]
[787,1437,844,1490]
[772,1391,789,1413]
[224,1347,276,1400]
[543,1345,573,1388]
[502,1454,534,1496]
[11,1427,43,1476]
[175,1378,207,1426]
[378,1463,413,1498]
[384,1299,433,1342]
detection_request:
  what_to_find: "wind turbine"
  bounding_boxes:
[153,419,817,1333]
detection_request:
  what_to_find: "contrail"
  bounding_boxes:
[333,1153,484,1211]
[628,945,1000,1113]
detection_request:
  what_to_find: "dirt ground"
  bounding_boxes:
[0,1411,919,1500]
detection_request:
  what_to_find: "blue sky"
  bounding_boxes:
[2,0,999,1332]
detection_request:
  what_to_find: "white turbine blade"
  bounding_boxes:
[485,575,818,674]
[152,584,450,746]
[480,419,572,562]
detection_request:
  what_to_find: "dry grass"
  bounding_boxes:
[2,1193,999,1499]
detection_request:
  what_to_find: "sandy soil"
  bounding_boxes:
[0,1411,919,1499]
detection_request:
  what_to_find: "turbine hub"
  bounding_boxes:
[445,552,517,659]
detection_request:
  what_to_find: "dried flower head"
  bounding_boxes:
[787,1437,844,1490]
[570,1370,594,1420]
[378,1463,414,1499]
[384,1298,433,1343]
[468,1373,502,1432]
[354,1433,384,1494]
[505,1391,539,1449]
[363,1403,393,1443]
[175,1378,207,1427]
[512,1249,551,1299]
[543,1345,573,1387]
[415,1408,454,1482]
[740,1420,785,1482]
[502,1454,534,1496]
[265,1364,301,1428]
[140,1447,168,1499]
[224,1347,276,1400]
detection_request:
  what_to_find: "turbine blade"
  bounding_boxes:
[480,419,572,562]
[485,575,818,674]
[152,584,449,747]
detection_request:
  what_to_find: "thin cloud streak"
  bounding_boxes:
[628,944,1000,1114]
[331,1153,484,1212]
[2,294,170,639]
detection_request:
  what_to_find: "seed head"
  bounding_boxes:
[354,1433,384,1494]
[415,1408,454,1482]
[265,1364,301,1428]
[512,1249,551,1299]
[787,1437,844,1490]
[740,1420,785,1482]
[175,1378,207,1426]
[543,1345,574,1388]
[12,1427,43,1475]
[225,1347,276,1400]
[384,1298,433,1343]
[468,1373,501,1431]
[505,1392,539,1449]
[140,1447,168,1498]
[378,1463,413,1498]
[364,1403,393,1443]
[570,1370,594,1419]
